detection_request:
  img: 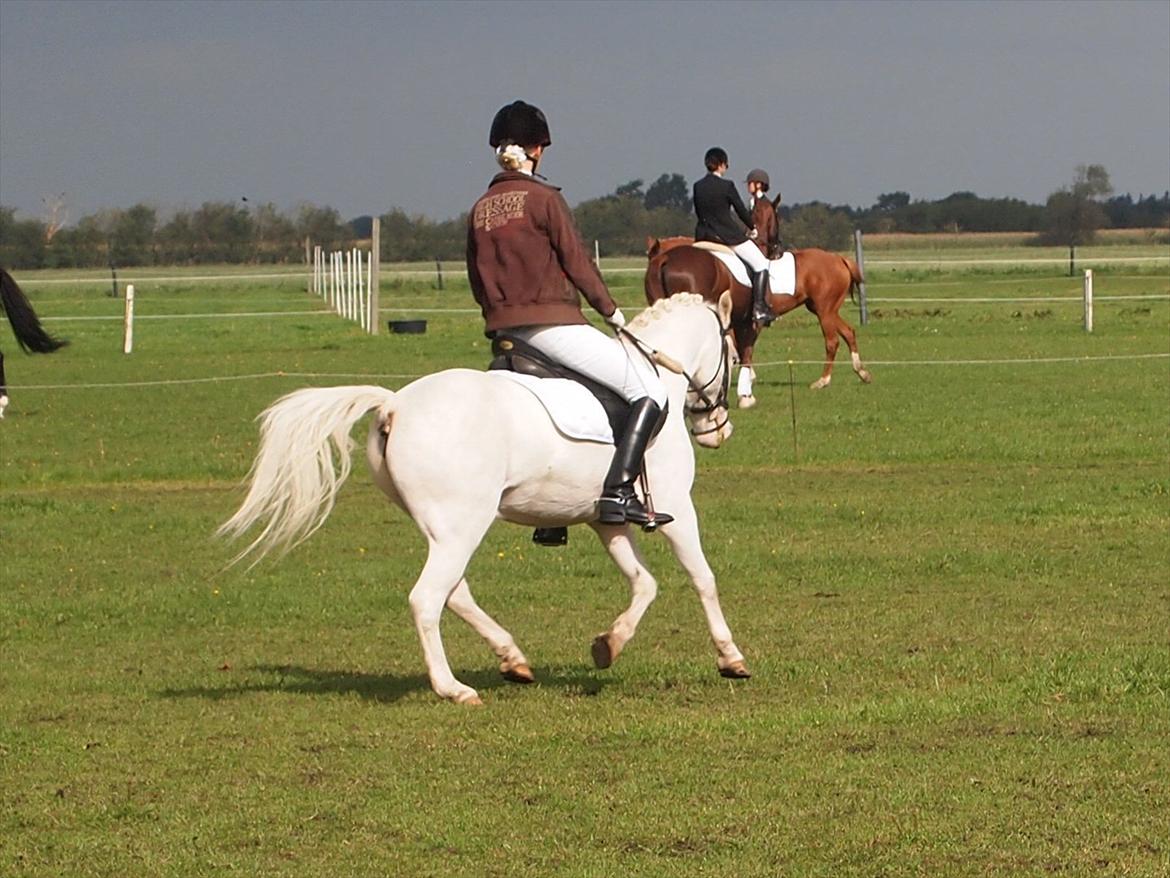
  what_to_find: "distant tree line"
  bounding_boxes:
[1,165,1165,269]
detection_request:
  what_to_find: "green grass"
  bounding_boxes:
[2,246,1168,876]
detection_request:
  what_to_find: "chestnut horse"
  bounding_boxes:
[645,236,872,405]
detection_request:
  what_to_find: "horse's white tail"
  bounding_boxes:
[218,385,397,564]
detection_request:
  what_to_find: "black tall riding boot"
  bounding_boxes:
[597,398,673,529]
[751,268,774,326]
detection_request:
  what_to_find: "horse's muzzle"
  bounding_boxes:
[692,409,732,448]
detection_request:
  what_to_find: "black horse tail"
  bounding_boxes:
[0,268,67,354]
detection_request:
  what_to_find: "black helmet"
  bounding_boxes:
[746,168,770,191]
[489,101,551,149]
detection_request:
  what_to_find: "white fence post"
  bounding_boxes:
[357,249,367,332]
[1083,269,1094,333]
[370,217,381,335]
[333,252,340,310]
[320,245,377,335]
[122,284,135,354]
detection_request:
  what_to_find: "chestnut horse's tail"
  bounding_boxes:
[841,256,864,305]
[644,253,670,304]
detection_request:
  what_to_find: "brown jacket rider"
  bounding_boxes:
[467,171,617,334]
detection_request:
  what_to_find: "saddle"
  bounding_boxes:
[489,333,634,439]
[488,332,667,549]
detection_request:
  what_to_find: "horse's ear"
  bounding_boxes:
[717,289,734,326]
[772,192,783,209]
[646,236,660,257]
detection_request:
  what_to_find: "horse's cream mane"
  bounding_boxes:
[629,292,706,330]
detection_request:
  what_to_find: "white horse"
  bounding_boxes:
[219,292,750,704]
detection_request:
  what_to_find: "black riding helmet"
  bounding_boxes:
[489,101,551,148]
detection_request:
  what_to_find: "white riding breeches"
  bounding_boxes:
[732,239,769,273]
[507,323,668,407]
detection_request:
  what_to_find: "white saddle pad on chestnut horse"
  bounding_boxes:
[692,241,796,295]
[488,372,614,444]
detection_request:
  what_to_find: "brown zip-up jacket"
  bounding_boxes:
[467,171,618,334]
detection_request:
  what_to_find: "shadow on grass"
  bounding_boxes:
[159,662,609,704]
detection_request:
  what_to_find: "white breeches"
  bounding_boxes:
[732,239,769,273]
[508,323,668,407]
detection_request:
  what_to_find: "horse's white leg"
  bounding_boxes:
[446,578,534,684]
[409,530,494,705]
[836,318,873,384]
[851,350,872,383]
[660,504,750,678]
[736,365,757,409]
[588,524,658,669]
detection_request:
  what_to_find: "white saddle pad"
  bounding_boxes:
[709,250,796,296]
[489,372,614,444]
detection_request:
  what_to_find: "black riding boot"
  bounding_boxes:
[597,398,673,530]
[751,268,774,326]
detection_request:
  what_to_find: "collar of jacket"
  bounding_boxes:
[489,170,561,191]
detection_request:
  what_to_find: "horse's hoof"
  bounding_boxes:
[453,690,484,706]
[591,634,615,669]
[719,660,752,679]
[500,662,535,684]
[859,371,873,384]
[809,378,830,390]
[737,394,757,409]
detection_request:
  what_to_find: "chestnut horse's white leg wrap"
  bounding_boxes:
[736,365,755,399]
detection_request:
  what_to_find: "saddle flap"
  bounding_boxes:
[489,333,631,439]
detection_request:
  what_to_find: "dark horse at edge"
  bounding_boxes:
[644,235,872,405]
[1,268,68,417]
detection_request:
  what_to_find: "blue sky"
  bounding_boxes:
[1,0,1167,224]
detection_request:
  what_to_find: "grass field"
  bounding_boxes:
[2,242,1169,876]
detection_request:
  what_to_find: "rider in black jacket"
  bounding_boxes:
[693,147,774,325]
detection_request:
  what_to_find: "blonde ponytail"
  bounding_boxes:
[495,143,529,171]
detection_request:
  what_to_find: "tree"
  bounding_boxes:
[874,191,910,213]
[644,173,690,212]
[296,204,349,252]
[250,202,297,263]
[1040,164,1113,246]
[157,211,196,264]
[190,201,253,262]
[110,204,157,265]
[0,207,49,268]
[42,193,68,243]
[614,179,644,201]
[785,203,853,251]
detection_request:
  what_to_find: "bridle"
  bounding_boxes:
[681,308,733,437]
[619,307,733,438]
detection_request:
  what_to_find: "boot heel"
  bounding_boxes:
[597,498,627,524]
